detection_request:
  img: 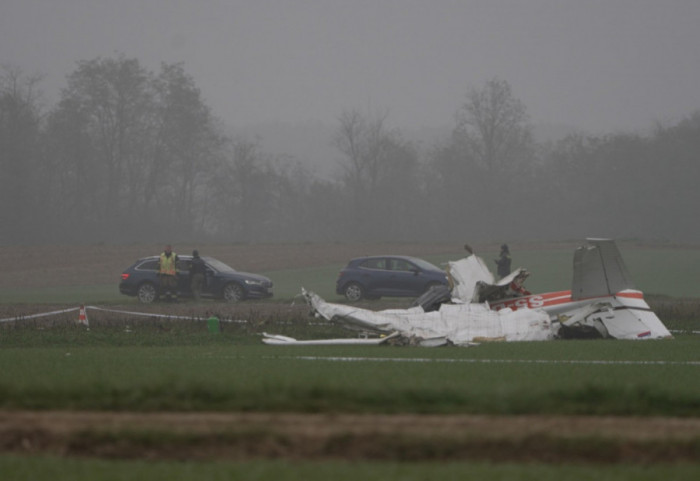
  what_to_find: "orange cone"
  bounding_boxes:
[78,305,89,327]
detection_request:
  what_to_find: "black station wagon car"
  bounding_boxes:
[335,255,449,302]
[119,255,273,303]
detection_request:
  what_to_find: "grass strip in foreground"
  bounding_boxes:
[2,456,700,481]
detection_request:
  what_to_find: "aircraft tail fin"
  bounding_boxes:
[572,238,634,300]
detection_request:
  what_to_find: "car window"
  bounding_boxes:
[411,258,441,272]
[204,257,236,273]
[360,258,386,270]
[389,259,414,271]
[137,260,159,271]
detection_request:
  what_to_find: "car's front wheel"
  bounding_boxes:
[137,282,158,304]
[343,282,364,302]
[223,282,245,302]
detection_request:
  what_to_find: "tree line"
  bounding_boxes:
[2,56,699,245]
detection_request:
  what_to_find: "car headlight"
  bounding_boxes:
[244,279,264,286]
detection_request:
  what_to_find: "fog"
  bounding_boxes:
[2,0,700,244]
[5,1,700,132]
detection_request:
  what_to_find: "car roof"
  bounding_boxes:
[136,254,213,262]
[351,255,423,261]
[349,255,437,266]
[138,255,191,260]
[347,255,444,271]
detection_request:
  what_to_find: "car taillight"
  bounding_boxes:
[121,273,130,280]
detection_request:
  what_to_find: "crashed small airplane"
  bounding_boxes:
[263,239,672,347]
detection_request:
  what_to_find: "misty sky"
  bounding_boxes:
[3,0,700,134]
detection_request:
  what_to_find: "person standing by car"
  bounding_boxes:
[158,244,179,301]
[495,244,512,279]
[190,249,206,301]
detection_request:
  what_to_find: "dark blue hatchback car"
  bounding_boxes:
[335,255,448,301]
[119,255,273,303]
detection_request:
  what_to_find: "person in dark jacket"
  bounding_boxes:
[495,244,512,279]
[190,250,207,301]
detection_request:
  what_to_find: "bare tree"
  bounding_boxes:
[148,63,224,232]
[210,137,272,241]
[45,95,100,233]
[45,56,226,240]
[0,66,44,242]
[59,55,155,229]
[332,109,415,239]
[455,78,533,175]
[333,110,374,203]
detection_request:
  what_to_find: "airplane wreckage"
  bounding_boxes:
[263,239,672,347]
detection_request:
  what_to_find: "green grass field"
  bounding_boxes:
[2,456,699,481]
[1,325,699,479]
[1,319,699,416]
[269,246,700,300]
[1,245,699,304]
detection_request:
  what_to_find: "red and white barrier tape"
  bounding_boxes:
[0,306,247,324]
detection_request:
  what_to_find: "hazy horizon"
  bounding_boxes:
[3,0,700,137]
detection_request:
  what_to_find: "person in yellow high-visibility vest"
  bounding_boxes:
[158,244,179,301]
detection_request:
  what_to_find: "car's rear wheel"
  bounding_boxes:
[223,282,245,302]
[137,282,158,304]
[343,282,364,302]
